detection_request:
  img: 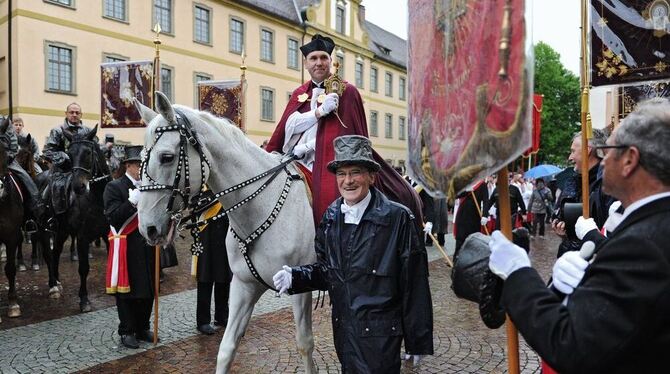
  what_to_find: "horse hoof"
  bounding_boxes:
[18,264,27,272]
[32,264,40,271]
[8,304,21,318]
[80,302,92,313]
[56,281,63,292]
[49,287,61,299]
[71,253,78,261]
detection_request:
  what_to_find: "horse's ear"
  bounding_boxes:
[26,134,32,143]
[62,128,74,142]
[155,91,175,123]
[0,117,8,134]
[133,98,158,125]
[87,124,99,141]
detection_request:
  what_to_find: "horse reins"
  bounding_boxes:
[140,109,301,291]
[68,139,110,183]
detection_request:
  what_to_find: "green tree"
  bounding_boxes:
[534,41,581,165]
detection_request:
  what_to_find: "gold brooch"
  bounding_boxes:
[297,93,309,103]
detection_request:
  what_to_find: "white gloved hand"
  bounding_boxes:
[128,188,141,206]
[603,201,623,234]
[423,222,433,234]
[488,206,497,219]
[292,143,311,158]
[401,353,426,365]
[552,250,589,294]
[480,217,490,226]
[575,216,598,240]
[488,231,531,280]
[272,265,293,295]
[317,93,339,117]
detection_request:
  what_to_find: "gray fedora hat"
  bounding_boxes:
[327,135,381,173]
[123,145,143,163]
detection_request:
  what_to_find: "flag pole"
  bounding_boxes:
[151,22,162,346]
[580,0,592,217]
[240,47,247,132]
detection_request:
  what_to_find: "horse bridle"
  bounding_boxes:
[140,109,301,291]
[68,139,109,183]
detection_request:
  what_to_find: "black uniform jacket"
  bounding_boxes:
[103,175,155,299]
[502,196,670,374]
[291,187,434,373]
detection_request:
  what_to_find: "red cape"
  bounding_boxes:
[267,81,423,224]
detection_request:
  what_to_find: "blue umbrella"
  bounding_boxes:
[524,164,562,179]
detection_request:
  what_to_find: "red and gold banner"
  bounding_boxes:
[197,80,245,130]
[100,60,153,128]
[524,94,544,157]
[407,0,532,198]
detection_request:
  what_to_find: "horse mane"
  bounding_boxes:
[15,147,36,178]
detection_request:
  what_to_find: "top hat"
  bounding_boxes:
[327,135,381,173]
[300,34,335,57]
[123,145,143,163]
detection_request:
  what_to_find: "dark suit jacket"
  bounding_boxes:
[502,196,670,374]
[103,175,155,299]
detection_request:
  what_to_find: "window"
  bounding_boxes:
[370,67,378,93]
[154,0,172,34]
[229,18,244,54]
[287,38,300,70]
[46,43,74,93]
[45,0,73,7]
[194,72,212,106]
[104,0,126,21]
[385,72,393,97]
[399,116,406,140]
[260,28,274,62]
[399,77,406,101]
[161,66,173,102]
[385,113,393,138]
[261,87,274,121]
[370,111,378,137]
[103,54,127,63]
[194,5,211,44]
[336,53,344,78]
[355,61,364,88]
[335,6,346,34]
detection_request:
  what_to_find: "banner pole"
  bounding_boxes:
[497,167,520,374]
[151,23,162,346]
[580,0,592,217]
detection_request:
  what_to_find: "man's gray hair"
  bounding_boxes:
[573,128,608,159]
[616,97,670,185]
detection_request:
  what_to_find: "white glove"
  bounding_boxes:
[272,265,293,295]
[575,216,598,240]
[603,201,623,234]
[552,250,589,294]
[423,222,433,234]
[317,93,339,117]
[128,188,141,206]
[401,353,426,365]
[292,143,311,158]
[488,231,531,280]
[480,217,490,226]
[488,205,497,219]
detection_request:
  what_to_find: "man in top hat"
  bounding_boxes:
[265,35,422,225]
[273,135,434,373]
[103,145,156,349]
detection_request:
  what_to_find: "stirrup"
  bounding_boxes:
[25,220,39,234]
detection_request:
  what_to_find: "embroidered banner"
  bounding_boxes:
[100,60,153,128]
[197,80,245,130]
[591,0,670,86]
[618,80,670,118]
[524,94,544,156]
[407,0,532,199]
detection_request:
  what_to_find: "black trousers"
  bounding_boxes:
[116,296,153,336]
[532,213,547,236]
[196,281,230,326]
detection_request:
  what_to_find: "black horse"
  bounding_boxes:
[0,118,25,321]
[36,125,110,312]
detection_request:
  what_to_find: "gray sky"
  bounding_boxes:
[363,0,582,75]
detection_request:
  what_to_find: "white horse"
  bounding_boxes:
[135,92,317,373]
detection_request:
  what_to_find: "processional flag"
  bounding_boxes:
[591,0,670,86]
[407,0,532,199]
[197,80,245,130]
[618,80,670,118]
[100,60,153,128]
[523,94,543,159]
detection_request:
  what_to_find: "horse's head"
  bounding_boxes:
[64,124,100,194]
[135,92,211,245]
[16,135,36,178]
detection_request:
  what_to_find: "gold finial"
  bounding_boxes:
[153,23,162,47]
[240,46,247,74]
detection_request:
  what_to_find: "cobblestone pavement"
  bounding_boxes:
[0,231,560,373]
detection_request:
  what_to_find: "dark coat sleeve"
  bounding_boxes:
[400,212,434,355]
[290,216,330,293]
[103,179,136,229]
[502,233,670,374]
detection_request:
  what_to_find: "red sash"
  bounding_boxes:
[105,213,139,294]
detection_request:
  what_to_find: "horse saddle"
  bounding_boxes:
[48,171,74,215]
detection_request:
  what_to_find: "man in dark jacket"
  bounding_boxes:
[103,145,156,349]
[43,103,94,160]
[487,98,670,373]
[273,135,433,373]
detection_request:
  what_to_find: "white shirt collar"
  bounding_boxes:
[621,191,670,221]
[126,172,141,188]
[341,191,372,225]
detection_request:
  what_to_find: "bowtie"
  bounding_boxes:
[340,204,360,218]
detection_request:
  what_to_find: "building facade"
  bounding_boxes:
[0,0,410,167]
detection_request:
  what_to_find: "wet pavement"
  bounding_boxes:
[0,230,561,373]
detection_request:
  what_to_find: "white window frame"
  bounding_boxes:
[152,0,174,35]
[44,41,77,95]
[260,87,275,121]
[260,27,275,63]
[102,0,127,22]
[229,17,245,55]
[193,3,212,46]
[370,110,378,137]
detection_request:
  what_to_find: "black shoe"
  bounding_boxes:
[213,319,228,327]
[136,330,159,343]
[120,334,139,349]
[197,324,216,335]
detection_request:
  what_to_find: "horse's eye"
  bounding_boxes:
[160,153,175,164]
